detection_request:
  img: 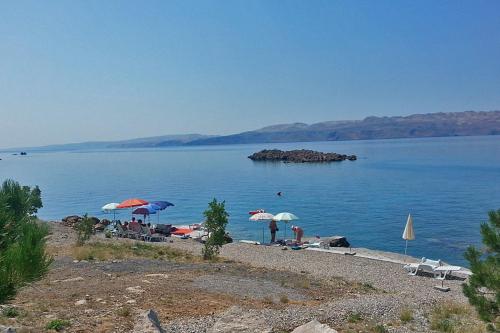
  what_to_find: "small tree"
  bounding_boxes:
[76,214,94,246]
[463,209,500,330]
[202,199,229,260]
[0,179,52,303]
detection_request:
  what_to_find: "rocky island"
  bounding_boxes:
[248,149,357,163]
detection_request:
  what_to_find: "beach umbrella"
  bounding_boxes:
[117,198,148,209]
[273,212,299,240]
[132,204,158,222]
[102,202,120,221]
[150,201,175,223]
[150,201,174,210]
[402,213,415,255]
[250,212,275,243]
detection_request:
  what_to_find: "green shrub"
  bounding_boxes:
[46,319,71,331]
[371,324,388,333]
[76,214,94,246]
[202,199,229,260]
[347,312,362,323]
[0,179,52,303]
[2,306,19,318]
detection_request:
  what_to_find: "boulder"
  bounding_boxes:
[291,320,338,333]
[101,219,111,226]
[208,306,271,333]
[94,223,105,231]
[89,216,100,225]
[61,215,82,227]
[132,309,166,333]
[329,237,350,248]
[0,325,16,333]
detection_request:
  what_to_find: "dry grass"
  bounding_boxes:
[430,301,488,333]
[71,241,199,262]
[399,308,413,323]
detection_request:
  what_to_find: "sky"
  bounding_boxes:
[1,1,500,148]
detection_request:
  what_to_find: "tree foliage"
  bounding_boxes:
[76,214,94,246]
[202,198,229,260]
[463,209,500,330]
[0,179,52,303]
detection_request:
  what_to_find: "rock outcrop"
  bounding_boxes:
[291,320,338,333]
[133,309,166,333]
[248,149,356,163]
[61,215,100,229]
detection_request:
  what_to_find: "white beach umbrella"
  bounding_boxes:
[249,212,275,243]
[102,202,120,221]
[402,213,415,255]
[273,212,299,240]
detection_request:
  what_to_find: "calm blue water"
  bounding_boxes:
[1,136,499,266]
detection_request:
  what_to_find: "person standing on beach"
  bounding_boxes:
[269,219,278,243]
[291,225,303,243]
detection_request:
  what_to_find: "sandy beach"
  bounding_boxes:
[0,222,486,333]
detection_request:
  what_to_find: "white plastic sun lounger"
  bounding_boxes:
[404,258,442,277]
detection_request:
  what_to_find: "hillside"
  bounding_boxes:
[187,111,500,145]
[3,111,499,152]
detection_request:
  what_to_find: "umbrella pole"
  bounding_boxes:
[262,225,265,244]
[404,240,408,255]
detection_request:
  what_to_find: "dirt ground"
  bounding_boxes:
[0,223,371,332]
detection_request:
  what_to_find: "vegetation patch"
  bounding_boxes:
[72,241,198,262]
[347,312,363,323]
[1,306,19,318]
[400,308,413,323]
[46,319,71,331]
[430,301,488,333]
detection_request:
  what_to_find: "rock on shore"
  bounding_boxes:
[248,149,356,163]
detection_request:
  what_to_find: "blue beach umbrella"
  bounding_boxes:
[150,201,174,223]
[132,204,159,221]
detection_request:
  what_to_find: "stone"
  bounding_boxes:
[144,273,169,279]
[75,299,87,306]
[291,320,338,333]
[0,325,16,333]
[329,237,350,248]
[208,306,271,333]
[132,309,166,333]
[126,286,145,294]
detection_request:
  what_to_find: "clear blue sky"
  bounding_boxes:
[1,1,500,148]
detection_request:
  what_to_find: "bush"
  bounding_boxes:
[46,319,71,331]
[463,209,499,331]
[202,199,229,260]
[76,214,94,246]
[347,312,363,323]
[0,179,52,304]
[2,306,19,318]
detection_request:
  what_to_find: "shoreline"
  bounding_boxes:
[1,221,482,332]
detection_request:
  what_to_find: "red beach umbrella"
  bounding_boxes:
[116,198,148,209]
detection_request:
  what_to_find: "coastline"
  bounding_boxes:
[1,222,483,332]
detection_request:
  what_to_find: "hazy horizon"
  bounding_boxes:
[2,1,500,148]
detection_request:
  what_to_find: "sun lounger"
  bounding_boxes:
[404,258,443,277]
[140,225,165,242]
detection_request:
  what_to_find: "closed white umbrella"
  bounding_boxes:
[402,213,415,255]
[102,202,120,221]
[250,212,275,243]
[273,212,299,240]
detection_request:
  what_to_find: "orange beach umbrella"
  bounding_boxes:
[117,198,148,209]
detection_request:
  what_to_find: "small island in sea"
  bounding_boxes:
[248,149,357,163]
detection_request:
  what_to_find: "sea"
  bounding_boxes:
[1,135,499,266]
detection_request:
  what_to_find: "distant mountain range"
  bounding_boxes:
[4,111,500,152]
